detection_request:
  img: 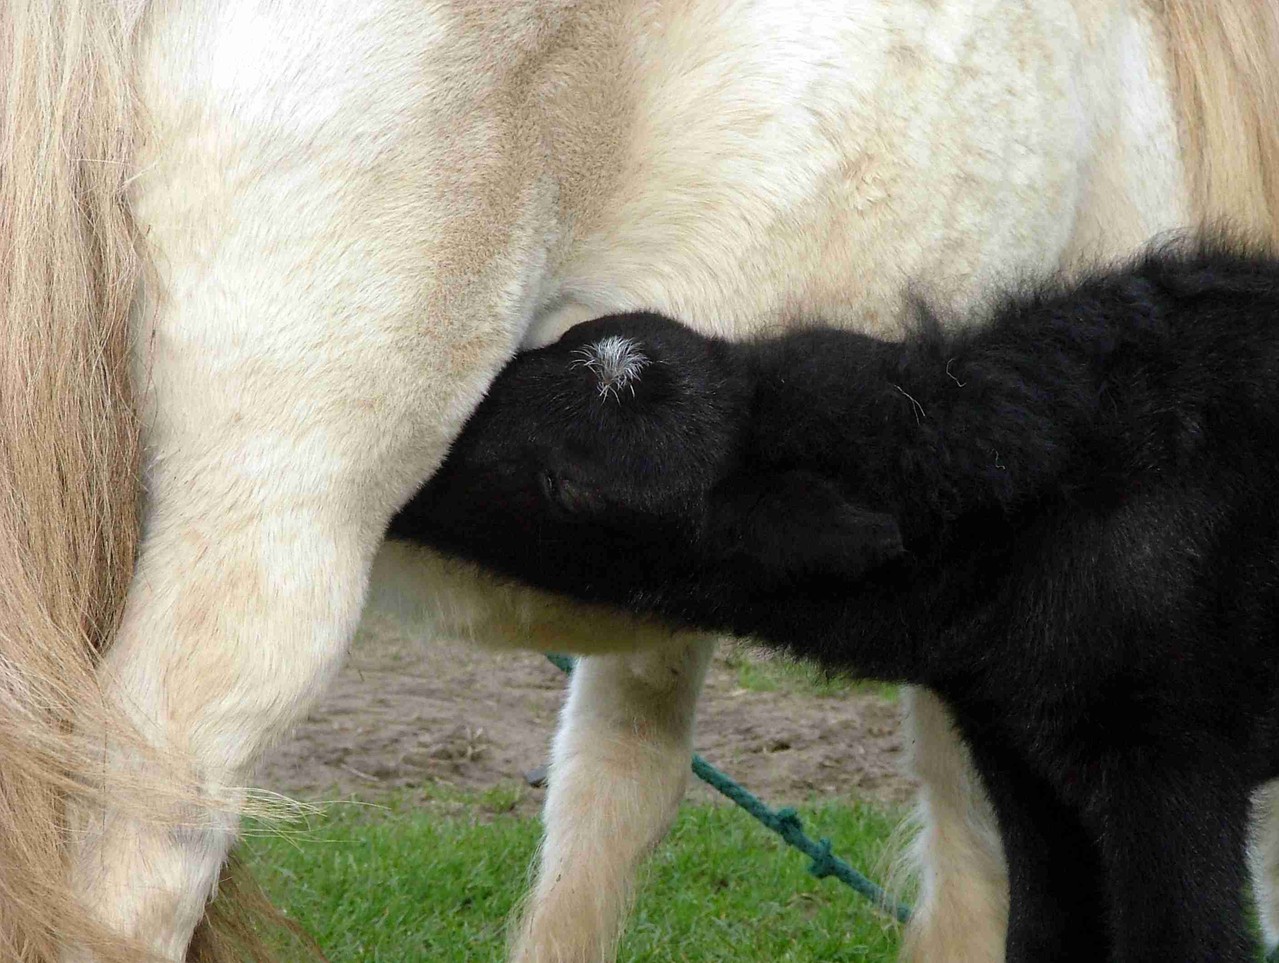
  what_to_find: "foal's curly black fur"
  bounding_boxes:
[391,245,1279,962]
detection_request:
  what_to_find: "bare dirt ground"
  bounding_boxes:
[257,614,916,815]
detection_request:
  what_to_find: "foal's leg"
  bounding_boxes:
[962,736,1109,962]
[510,639,714,963]
[899,689,1010,963]
[1086,757,1255,963]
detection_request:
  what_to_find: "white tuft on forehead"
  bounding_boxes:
[570,335,650,401]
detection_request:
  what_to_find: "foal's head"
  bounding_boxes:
[392,313,751,586]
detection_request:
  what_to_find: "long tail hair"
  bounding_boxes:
[2,0,143,958]
[0,3,296,959]
[1158,0,1279,245]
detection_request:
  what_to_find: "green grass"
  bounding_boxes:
[246,797,904,961]
[723,647,899,701]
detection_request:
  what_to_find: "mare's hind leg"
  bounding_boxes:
[511,640,714,963]
[68,2,559,956]
[900,689,1010,963]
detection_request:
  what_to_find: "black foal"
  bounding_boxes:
[391,245,1279,962]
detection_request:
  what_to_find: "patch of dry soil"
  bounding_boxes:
[257,614,916,814]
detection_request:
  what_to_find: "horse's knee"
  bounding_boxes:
[541,646,707,843]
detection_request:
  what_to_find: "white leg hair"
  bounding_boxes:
[898,688,1009,963]
[366,545,714,963]
[67,0,564,955]
[68,494,382,960]
[66,319,526,957]
[364,542,719,962]
[1250,781,1279,952]
[510,640,714,963]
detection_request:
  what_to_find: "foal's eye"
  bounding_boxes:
[538,469,599,515]
[539,469,562,506]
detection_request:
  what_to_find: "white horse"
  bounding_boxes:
[4,1,1277,961]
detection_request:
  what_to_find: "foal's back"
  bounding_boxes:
[928,251,1279,770]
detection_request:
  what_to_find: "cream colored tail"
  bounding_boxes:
[1,1,144,959]
[1,5,315,959]
[1159,0,1279,243]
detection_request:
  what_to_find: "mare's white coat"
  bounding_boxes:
[74,0,1210,958]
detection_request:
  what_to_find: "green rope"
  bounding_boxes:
[544,653,911,924]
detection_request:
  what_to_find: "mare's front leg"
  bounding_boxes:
[68,3,558,956]
[363,545,720,963]
[1084,753,1254,963]
[511,639,714,963]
